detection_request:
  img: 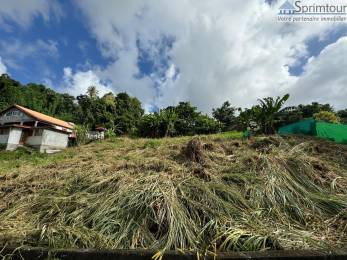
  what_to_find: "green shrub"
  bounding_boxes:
[105,128,117,139]
[75,125,89,145]
[314,111,340,124]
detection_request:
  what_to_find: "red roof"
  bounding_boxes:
[1,104,74,130]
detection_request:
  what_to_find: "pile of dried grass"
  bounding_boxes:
[0,135,346,255]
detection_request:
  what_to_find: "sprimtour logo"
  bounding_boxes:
[278,0,347,22]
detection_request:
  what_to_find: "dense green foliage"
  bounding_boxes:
[212,98,346,135]
[256,94,290,134]
[0,74,220,137]
[212,101,238,131]
[337,109,347,124]
[314,111,340,124]
[1,73,347,137]
[138,102,222,137]
[0,74,77,122]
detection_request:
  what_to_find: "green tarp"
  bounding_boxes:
[316,122,347,144]
[278,119,347,144]
[278,118,316,136]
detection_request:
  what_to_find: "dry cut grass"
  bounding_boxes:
[0,132,346,255]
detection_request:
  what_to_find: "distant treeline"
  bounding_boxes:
[1,73,346,137]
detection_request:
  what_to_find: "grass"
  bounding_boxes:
[0,133,346,256]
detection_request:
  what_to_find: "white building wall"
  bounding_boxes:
[40,129,68,152]
[87,131,105,140]
[26,136,43,147]
[6,128,22,151]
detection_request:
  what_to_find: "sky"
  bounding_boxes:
[0,0,347,112]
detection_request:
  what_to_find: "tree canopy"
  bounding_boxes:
[1,73,346,138]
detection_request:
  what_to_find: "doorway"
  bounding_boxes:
[20,129,33,145]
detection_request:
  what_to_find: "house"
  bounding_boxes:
[0,104,74,153]
[278,0,296,14]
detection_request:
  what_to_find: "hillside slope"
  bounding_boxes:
[0,133,346,253]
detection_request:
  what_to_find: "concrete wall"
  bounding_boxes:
[39,129,68,152]
[6,128,22,151]
[26,136,43,148]
[0,127,69,153]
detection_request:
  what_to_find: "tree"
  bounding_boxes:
[167,102,200,136]
[256,94,290,134]
[212,101,238,131]
[138,109,178,138]
[0,74,25,110]
[298,102,334,118]
[275,106,303,128]
[161,109,178,137]
[87,86,98,99]
[195,114,222,135]
[337,109,347,124]
[0,74,77,121]
[102,92,116,108]
[138,103,221,138]
[115,92,144,135]
[314,111,340,124]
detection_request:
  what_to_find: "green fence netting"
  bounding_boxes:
[316,122,347,144]
[278,119,347,144]
[278,118,316,136]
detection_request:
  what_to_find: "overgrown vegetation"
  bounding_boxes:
[1,74,346,139]
[0,134,346,254]
[314,111,340,124]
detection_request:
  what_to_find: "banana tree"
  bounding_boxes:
[257,94,290,134]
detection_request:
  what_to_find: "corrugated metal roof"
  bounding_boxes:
[1,104,74,130]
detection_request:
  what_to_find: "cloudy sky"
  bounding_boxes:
[0,0,347,112]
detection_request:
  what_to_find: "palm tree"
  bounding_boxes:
[257,94,290,134]
[87,86,99,99]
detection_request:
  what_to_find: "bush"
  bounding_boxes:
[105,128,117,139]
[138,111,221,138]
[314,111,340,124]
[138,109,178,138]
[75,125,89,145]
[194,115,222,135]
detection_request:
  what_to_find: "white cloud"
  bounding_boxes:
[0,39,59,58]
[62,67,113,97]
[96,49,156,105]
[0,39,59,70]
[0,0,62,29]
[74,0,347,112]
[290,37,347,110]
[0,57,7,75]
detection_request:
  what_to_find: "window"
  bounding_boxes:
[0,128,9,135]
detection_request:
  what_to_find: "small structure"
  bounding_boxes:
[0,104,74,153]
[278,0,296,14]
[87,127,106,141]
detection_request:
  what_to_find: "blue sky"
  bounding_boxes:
[0,0,347,111]
[0,1,109,87]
